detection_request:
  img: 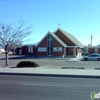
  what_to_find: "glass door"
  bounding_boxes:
[48,46,52,56]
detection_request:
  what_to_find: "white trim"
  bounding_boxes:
[73,47,76,56]
[58,28,78,47]
[54,27,61,33]
[85,46,100,48]
[35,32,49,47]
[50,32,67,47]
[67,46,77,48]
[64,47,66,57]
[54,28,82,48]
[35,31,67,48]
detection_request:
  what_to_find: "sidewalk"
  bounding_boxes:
[0,67,100,78]
[0,56,99,78]
[66,56,83,62]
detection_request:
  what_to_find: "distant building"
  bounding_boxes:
[83,46,100,54]
[88,44,91,46]
[15,28,84,57]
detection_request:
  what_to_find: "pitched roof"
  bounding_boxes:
[24,43,37,46]
[50,32,67,47]
[55,28,84,48]
[35,31,67,47]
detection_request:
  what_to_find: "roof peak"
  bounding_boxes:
[58,27,62,30]
[54,27,84,48]
[54,27,69,34]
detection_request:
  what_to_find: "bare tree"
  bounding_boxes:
[0,20,32,66]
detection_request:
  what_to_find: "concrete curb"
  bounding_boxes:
[0,68,99,78]
[65,60,80,62]
[0,72,100,79]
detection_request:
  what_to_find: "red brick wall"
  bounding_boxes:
[66,48,73,55]
[55,30,75,46]
[88,48,95,54]
[33,46,37,55]
[52,38,64,56]
[15,48,18,54]
[15,48,20,54]
[37,37,47,56]
[22,46,28,55]
[37,37,47,47]
[37,52,47,56]
[98,48,100,54]
[53,37,63,47]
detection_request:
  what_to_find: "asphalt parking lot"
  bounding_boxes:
[0,55,100,70]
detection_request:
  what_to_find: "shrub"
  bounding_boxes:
[17,61,39,68]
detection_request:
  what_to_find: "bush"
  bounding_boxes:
[17,61,39,68]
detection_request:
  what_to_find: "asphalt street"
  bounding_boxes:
[0,75,100,100]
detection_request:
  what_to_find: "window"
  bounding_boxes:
[47,34,53,55]
[28,46,33,54]
[95,48,98,53]
[53,47,62,52]
[89,54,99,57]
[48,34,52,40]
[38,47,46,52]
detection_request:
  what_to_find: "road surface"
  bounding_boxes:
[0,75,100,100]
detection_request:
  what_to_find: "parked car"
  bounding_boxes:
[81,53,100,61]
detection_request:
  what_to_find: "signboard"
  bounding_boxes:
[38,47,46,52]
[53,47,62,52]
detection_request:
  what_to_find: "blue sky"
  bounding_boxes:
[0,0,100,46]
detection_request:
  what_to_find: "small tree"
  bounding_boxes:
[0,20,32,66]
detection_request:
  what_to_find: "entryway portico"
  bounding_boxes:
[63,46,79,57]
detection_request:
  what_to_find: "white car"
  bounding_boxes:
[81,54,100,61]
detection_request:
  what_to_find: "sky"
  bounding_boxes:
[0,0,100,46]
